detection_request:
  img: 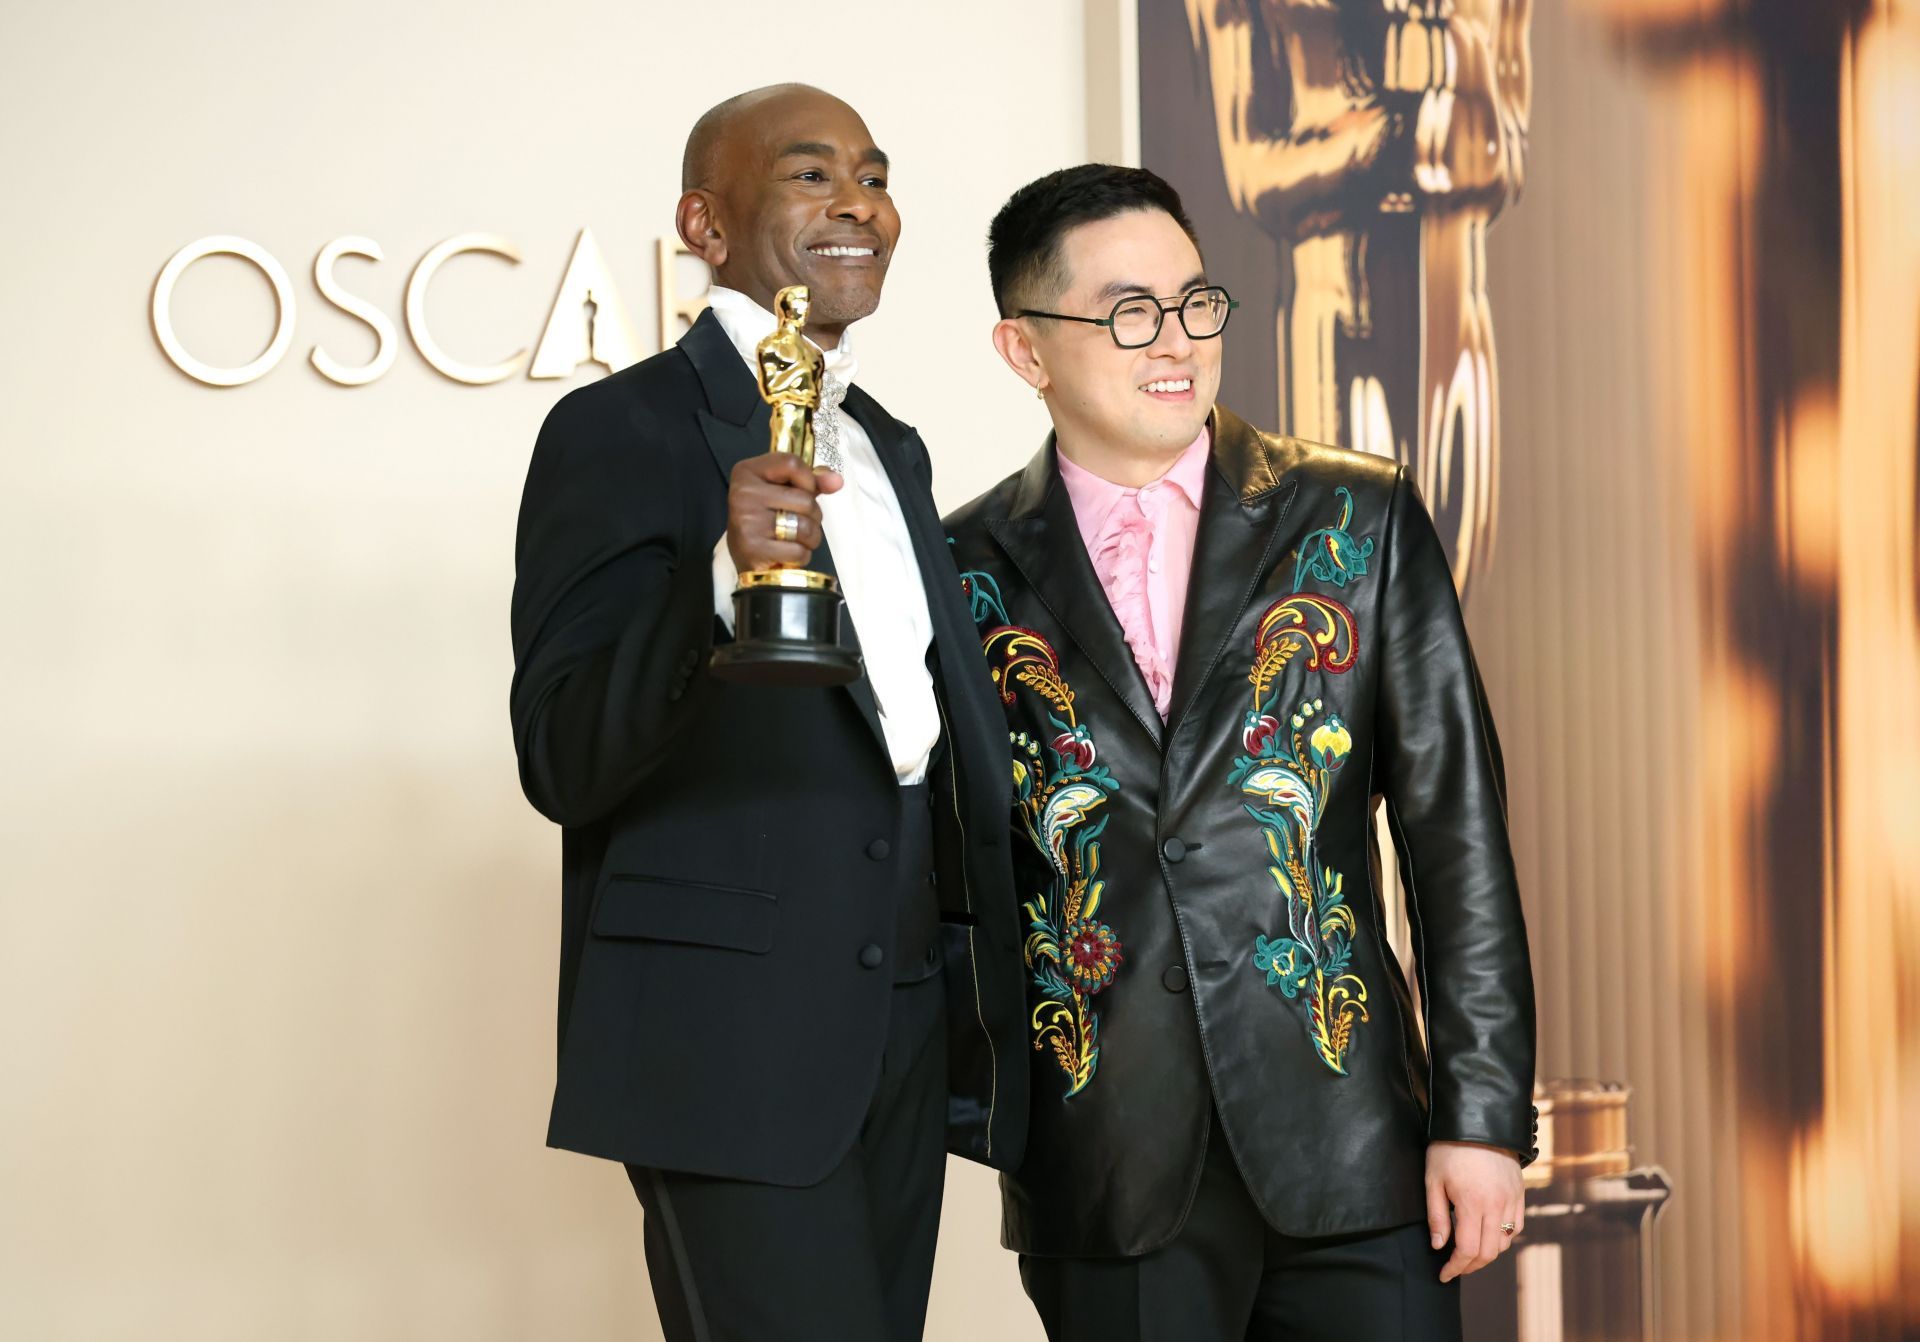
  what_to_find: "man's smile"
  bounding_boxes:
[1141,376,1195,402]
[807,241,881,261]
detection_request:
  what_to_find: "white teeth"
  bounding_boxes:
[811,246,876,257]
[1142,378,1193,393]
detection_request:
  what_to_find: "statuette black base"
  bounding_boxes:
[709,578,861,687]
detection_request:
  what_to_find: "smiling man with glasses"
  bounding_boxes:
[943,165,1537,1340]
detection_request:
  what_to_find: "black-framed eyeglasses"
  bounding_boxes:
[1017,285,1239,349]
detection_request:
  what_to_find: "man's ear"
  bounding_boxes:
[675,190,727,268]
[992,317,1047,395]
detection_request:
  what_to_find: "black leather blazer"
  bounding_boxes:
[941,406,1535,1255]
[509,310,1028,1184]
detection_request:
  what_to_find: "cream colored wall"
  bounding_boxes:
[0,3,1092,1337]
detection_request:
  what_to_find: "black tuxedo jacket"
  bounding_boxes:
[942,406,1536,1254]
[509,309,1029,1184]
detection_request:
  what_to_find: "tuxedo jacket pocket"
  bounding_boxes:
[591,874,778,954]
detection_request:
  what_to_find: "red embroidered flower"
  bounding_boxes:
[1064,920,1123,993]
[1050,726,1096,771]
[1243,712,1281,755]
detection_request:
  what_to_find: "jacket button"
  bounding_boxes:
[1162,964,1189,993]
[858,944,885,969]
[867,839,890,861]
[1162,837,1187,864]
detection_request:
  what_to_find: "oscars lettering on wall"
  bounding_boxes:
[149,230,711,387]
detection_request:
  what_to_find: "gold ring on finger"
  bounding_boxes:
[1500,1222,1516,1236]
[773,509,799,543]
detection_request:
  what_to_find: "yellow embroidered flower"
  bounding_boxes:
[1309,716,1352,770]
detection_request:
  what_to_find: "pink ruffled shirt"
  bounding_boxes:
[1056,429,1212,719]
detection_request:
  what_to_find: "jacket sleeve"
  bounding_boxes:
[1373,468,1538,1160]
[509,386,713,828]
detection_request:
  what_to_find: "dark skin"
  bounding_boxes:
[676,85,900,573]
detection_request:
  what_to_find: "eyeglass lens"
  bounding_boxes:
[1109,288,1231,348]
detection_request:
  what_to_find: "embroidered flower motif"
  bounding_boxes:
[1253,934,1310,995]
[958,562,1011,627]
[1050,725,1096,770]
[1064,920,1124,993]
[1292,486,1375,591]
[1309,715,1352,771]
[1228,489,1379,1077]
[1243,711,1281,755]
[1040,783,1107,878]
[956,571,1124,1101]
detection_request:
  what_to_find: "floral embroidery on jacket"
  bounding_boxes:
[1229,486,1379,1075]
[1293,485,1375,591]
[959,564,1121,1098]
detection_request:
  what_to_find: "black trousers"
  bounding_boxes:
[1019,1114,1460,1342]
[626,787,948,1342]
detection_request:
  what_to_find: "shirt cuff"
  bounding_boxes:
[712,534,737,634]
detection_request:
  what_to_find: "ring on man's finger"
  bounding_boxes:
[773,510,799,543]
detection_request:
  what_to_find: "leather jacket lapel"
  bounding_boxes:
[986,439,1164,750]
[1165,407,1300,736]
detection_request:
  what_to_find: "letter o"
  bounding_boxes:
[151,236,297,387]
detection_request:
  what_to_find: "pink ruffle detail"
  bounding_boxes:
[1088,494,1172,717]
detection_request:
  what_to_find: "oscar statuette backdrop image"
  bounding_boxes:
[1142,0,1919,1339]
[1,2,1914,1339]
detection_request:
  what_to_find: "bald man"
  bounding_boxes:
[509,85,1029,1341]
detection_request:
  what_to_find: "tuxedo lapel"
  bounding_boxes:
[843,391,937,610]
[1164,406,1300,736]
[683,309,884,755]
[685,307,768,478]
[843,392,1007,763]
[986,441,1164,750]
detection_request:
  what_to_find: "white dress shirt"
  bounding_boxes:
[704,286,940,786]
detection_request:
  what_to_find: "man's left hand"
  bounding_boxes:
[1425,1140,1524,1283]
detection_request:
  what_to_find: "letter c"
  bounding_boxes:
[405,234,527,385]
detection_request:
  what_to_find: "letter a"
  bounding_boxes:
[530,228,641,379]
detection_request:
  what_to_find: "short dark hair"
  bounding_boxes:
[987,164,1201,317]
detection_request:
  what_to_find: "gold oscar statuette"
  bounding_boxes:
[707,284,861,687]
